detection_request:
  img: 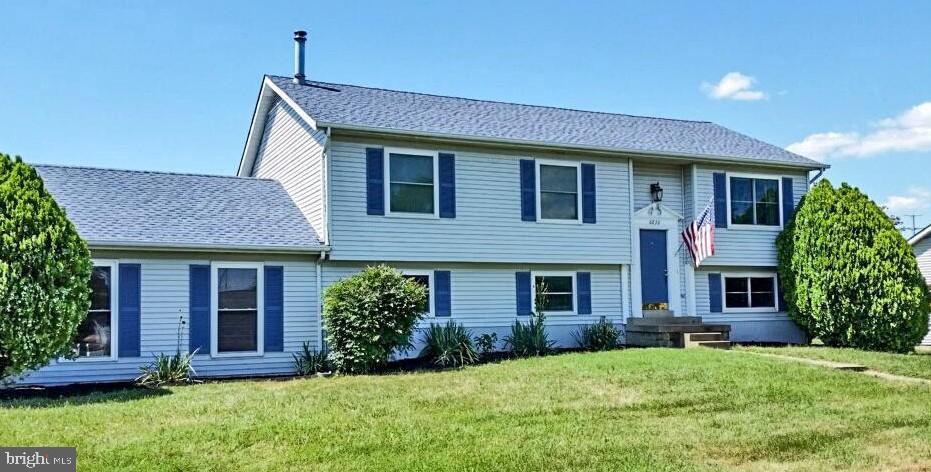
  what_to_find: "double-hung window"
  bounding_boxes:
[533,272,575,313]
[73,261,118,359]
[723,273,778,312]
[386,148,438,216]
[213,263,264,355]
[537,160,581,222]
[729,175,780,227]
[401,271,432,315]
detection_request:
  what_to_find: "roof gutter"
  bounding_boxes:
[809,166,828,184]
[87,240,330,255]
[318,122,829,172]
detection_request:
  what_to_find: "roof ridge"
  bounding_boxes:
[268,75,713,125]
[33,163,275,182]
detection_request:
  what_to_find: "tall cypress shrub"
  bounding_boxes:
[0,153,92,381]
[777,179,930,352]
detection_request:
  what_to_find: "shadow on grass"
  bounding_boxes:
[0,383,171,409]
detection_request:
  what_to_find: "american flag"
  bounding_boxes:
[682,198,715,267]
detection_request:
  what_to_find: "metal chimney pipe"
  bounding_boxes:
[293,31,307,85]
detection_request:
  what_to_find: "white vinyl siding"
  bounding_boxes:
[915,237,931,287]
[632,162,689,311]
[321,262,625,348]
[912,237,931,346]
[694,165,808,266]
[328,137,632,263]
[251,98,328,242]
[17,251,319,386]
[694,266,806,343]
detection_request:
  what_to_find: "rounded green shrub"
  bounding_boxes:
[777,179,930,352]
[0,153,92,381]
[322,265,426,373]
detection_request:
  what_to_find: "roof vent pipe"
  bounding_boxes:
[293,30,307,85]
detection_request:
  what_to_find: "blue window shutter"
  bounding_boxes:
[520,159,536,221]
[516,271,532,315]
[264,266,284,352]
[581,164,596,224]
[781,177,794,225]
[708,273,723,313]
[439,153,456,218]
[713,173,727,228]
[118,263,141,357]
[434,270,451,317]
[577,272,592,315]
[189,265,211,354]
[366,147,385,215]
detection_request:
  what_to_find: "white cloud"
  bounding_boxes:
[787,102,931,160]
[701,72,768,101]
[883,186,931,213]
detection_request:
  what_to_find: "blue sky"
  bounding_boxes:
[2,1,929,231]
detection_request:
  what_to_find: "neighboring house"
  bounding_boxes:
[908,224,931,346]
[18,33,827,385]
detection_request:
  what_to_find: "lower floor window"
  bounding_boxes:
[724,275,777,310]
[402,273,431,314]
[217,267,260,353]
[534,274,575,312]
[74,265,114,358]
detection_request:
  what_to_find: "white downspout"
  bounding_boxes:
[316,250,327,349]
[685,164,697,316]
[628,159,640,319]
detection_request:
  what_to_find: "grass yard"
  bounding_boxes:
[3,348,931,471]
[739,345,931,381]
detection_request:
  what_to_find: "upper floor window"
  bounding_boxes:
[533,272,575,313]
[74,263,117,359]
[213,263,264,355]
[729,176,780,227]
[723,273,777,312]
[386,149,438,216]
[537,160,581,222]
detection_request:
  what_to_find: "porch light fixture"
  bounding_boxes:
[650,182,663,203]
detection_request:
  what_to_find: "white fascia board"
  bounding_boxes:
[909,224,931,246]
[88,240,329,255]
[321,122,830,172]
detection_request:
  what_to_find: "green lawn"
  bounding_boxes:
[3,349,931,471]
[739,345,931,381]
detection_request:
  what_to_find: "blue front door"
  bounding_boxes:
[640,229,668,305]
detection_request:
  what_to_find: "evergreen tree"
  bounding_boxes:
[0,153,92,381]
[777,179,930,352]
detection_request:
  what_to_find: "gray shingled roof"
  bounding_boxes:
[35,165,322,251]
[268,75,822,168]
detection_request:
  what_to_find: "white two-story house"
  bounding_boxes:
[18,32,826,385]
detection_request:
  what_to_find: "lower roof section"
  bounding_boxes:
[35,164,324,252]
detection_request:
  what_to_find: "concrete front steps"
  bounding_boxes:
[625,315,731,349]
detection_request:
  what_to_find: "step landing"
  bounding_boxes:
[625,315,731,349]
